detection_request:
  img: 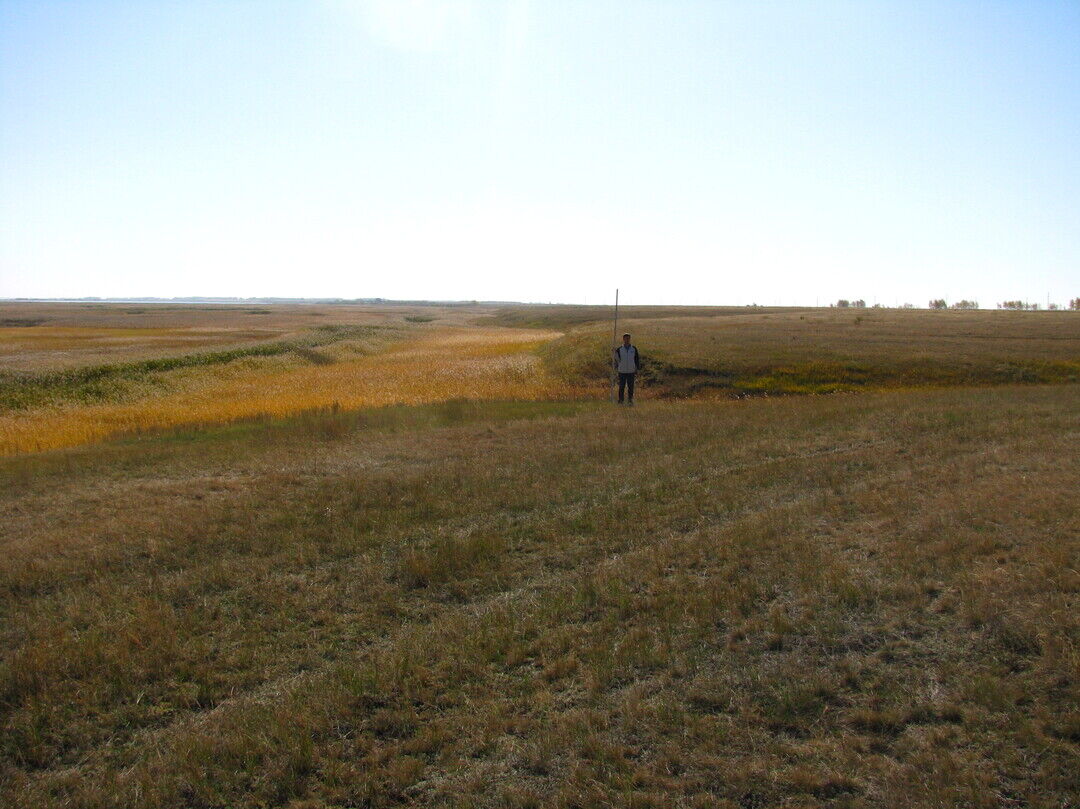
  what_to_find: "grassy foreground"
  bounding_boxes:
[2,385,1077,808]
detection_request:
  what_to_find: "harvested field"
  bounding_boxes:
[1,303,1077,808]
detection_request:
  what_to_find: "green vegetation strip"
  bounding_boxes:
[665,358,1080,395]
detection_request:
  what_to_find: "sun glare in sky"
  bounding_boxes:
[1,1,1078,306]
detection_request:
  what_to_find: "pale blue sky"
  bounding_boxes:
[2,1,1078,306]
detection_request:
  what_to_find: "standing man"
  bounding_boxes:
[614,332,641,406]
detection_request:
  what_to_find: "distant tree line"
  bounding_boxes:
[928,299,978,309]
[833,299,976,309]
[822,299,1078,310]
[994,300,1080,310]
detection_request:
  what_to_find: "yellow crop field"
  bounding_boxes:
[0,327,584,455]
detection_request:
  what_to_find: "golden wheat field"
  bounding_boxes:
[0,302,588,455]
[1,302,1078,809]
[0,327,580,455]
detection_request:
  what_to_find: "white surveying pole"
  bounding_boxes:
[610,288,619,402]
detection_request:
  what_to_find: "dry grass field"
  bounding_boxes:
[527,307,1080,396]
[1,303,1078,808]
[0,302,483,371]
[0,303,583,455]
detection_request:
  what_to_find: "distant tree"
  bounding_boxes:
[998,300,1040,310]
[834,299,850,308]
[1070,297,1080,310]
[929,299,948,310]
[901,303,914,309]
[951,300,978,310]
[852,299,866,308]
[1048,303,1059,311]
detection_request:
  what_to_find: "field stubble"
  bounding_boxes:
[1,384,1077,808]
[534,308,1080,396]
[1,305,1078,807]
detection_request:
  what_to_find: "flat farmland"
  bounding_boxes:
[0,303,581,455]
[0,302,477,371]
[1,303,1078,808]
[528,307,1080,396]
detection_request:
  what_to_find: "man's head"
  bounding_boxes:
[622,333,631,346]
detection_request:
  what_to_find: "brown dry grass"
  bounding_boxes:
[0,326,285,371]
[0,301,488,331]
[538,308,1080,395]
[0,302,491,371]
[624,308,1080,367]
[1,304,1077,807]
[1,385,1077,808]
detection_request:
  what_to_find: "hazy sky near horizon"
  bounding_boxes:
[2,1,1078,306]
